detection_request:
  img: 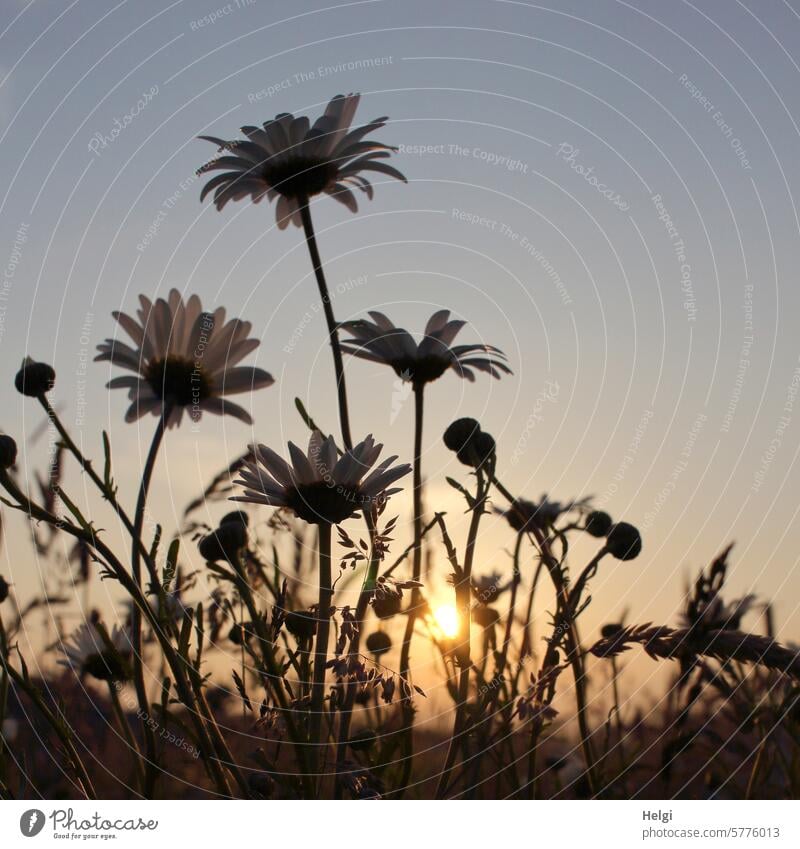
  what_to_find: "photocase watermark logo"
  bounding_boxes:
[19,809,45,837]
[16,808,160,837]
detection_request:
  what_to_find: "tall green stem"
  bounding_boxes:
[396,382,425,791]
[129,409,169,796]
[309,522,333,790]
[299,200,352,450]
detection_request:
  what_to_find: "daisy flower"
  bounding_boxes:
[232,431,411,525]
[59,623,131,682]
[196,93,406,228]
[339,310,511,385]
[95,289,273,427]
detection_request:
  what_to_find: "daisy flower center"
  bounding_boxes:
[82,650,128,682]
[393,354,451,385]
[287,480,363,525]
[145,356,211,407]
[265,157,340,199]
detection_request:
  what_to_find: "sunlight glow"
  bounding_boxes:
[432,603,460,639]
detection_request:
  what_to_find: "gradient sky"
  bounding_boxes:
[2,0,800,695]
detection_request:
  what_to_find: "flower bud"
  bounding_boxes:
[198,522,247,563]
[472,605,500,628]
[600,622,623,639]
[585,510,613,538]
[15,358,55,397]
[443,418,481,453]
[0,575,9,603]
[468,430,496,469]
[83,650,129,682]
[606,522,642,561]
[372,593,402,620]
[284,610,316,640]
[219,510,249,528]
[365,630,392,656]
[0,434,17,469]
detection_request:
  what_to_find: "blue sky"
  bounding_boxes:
[2,0,800,662]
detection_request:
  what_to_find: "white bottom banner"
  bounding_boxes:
[0,800,797,847]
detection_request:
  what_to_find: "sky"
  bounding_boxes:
[1,0,800,697]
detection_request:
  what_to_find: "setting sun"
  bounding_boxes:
[432,603,460,639]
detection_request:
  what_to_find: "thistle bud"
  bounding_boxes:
[0,434,17,469]
[606,522,642,561]
[585,510,613,538]
[15,358,55,397]
[365,631,392,656]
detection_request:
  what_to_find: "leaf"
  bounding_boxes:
[163,538,179,592]
[446,477,475,508]
[102,431,116,493]
[294,397,317,432]
[232,669,253,712]
[194,602,205,667]
[178,608,194,658]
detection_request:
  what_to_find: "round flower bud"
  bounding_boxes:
[606,522,642,561]
[472,605,500,628]
[365,631,392,656]
[15,359,55,397]
[284,610,316,641]
[228,622,257,646]
[372,593,402,620]
[0,575,9,603]
[219,510,249,528]
[0,434,17,469]
[348,728,377,752]
[198,522,247,563]
[443,418,481,453]
[468,430,496,469]
[585,510,613,538]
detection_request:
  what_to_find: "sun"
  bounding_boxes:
[431,603,460,639]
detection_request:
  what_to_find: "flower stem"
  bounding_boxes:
[397,381,425,791]
[310,521,333,789]
[332,511,380,797]
[299,200,352,450]
[490,473,599,796]
[436,468,489,798]
[129,409,170,797]
[107,681,145,792]
[0,469,233,795]
[0,614,95,798]
[36,395,154,568]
